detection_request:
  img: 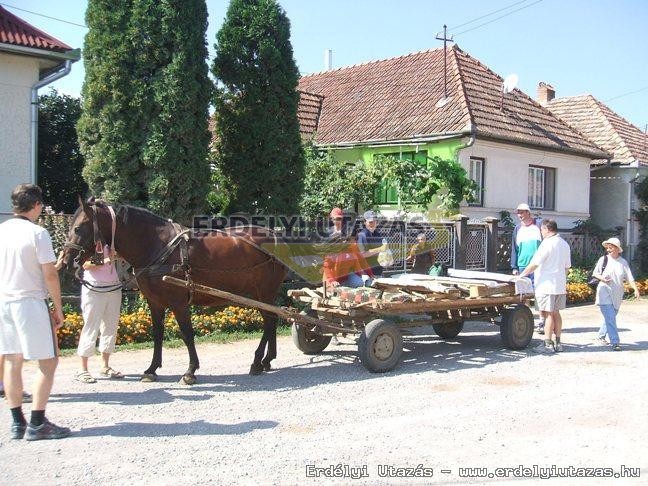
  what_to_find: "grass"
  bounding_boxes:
[58,325,293,357]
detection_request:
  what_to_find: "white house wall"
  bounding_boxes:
[0,52,39,216]
[591,165,647,263]
[458,139,592,228]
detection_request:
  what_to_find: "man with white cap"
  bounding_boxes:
[511,203,544,333]
[357,210,385,278]
[591,237,640,351]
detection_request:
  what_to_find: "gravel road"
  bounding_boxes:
[1,299,647,485]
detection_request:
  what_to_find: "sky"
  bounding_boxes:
[4,0,648,130]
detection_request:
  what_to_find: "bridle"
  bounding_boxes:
[64,203,122,293]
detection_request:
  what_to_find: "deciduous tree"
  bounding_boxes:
[38,89,87,213]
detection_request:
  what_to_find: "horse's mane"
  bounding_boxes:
[90,200,172,227]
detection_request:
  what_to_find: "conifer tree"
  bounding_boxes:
[78,0,144,205]
[212,0,305,215]
[78,0,211,224]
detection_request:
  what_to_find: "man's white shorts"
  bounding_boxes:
[536,293,567,312]
[0,298,56,360]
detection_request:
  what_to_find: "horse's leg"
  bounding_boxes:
[250,313,269,375]
[142,303,165,382]
[261,311,278,371]
[172,305,200,385]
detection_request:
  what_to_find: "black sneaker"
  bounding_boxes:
[536,325,545,335]
[10,423,27,440]
[24,419,71,441]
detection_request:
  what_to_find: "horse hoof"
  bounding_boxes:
[262,362,272,371]
[141,373,157,382]
[181,375,197,385]
[249,364,264,375]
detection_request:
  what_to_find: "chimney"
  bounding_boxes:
[537,82,555,105]
[324,49,333,71]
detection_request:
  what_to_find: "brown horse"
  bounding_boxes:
[58,198,288,383]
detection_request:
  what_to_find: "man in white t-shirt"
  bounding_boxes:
[518,219,571,354]
[0,184,70,441]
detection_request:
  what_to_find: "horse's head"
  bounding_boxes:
[57,196,104,273]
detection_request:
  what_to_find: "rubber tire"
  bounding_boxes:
[291,310,332,355]
[358,319,403,373]
[500,304,534,349]
[433,321,464,339]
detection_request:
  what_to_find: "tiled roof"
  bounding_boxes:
[547,95,648,166]
[298,45,608,158]
[0,5,72,53]
[297,90,324,139]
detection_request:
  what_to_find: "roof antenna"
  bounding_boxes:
[435,25,455,101]
[501,74,518,111]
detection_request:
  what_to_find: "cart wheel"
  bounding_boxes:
[433,321,464,339]
[291,310,332,355]
[500,304,534,349]
[358,319,403,373]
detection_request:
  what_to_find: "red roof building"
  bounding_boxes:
[298,45,607,159]
[0,5,72,53]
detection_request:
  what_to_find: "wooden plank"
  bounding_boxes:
[162,277,354,334]
[368,294,532,314]
[447,268,517,283]
[468,283,515,298]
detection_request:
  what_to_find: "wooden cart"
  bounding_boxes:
[162,273,535,373]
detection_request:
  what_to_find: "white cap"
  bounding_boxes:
[516,203,531,211]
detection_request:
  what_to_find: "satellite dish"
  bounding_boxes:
[502,74,519,94]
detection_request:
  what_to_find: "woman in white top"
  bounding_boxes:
[76,245,123,382]
[591,238,640,351]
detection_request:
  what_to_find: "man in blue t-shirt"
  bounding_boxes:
[357,210,384,278]
[510,203,544,333]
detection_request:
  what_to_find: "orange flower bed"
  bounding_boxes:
[58,305,264,350]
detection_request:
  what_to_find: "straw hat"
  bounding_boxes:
[602,237,623,252]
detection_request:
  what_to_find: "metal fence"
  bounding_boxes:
[379,219,488,273]
[496,227,621,271]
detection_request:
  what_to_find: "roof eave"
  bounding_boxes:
[476,132,610,160]
[315,130,471,149]
[0,42,80,66]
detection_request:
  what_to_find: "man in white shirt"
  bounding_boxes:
[0,184,70,440]
[518,219,571,354]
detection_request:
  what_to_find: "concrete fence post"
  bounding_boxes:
[484,217,499,272]
[453,214,469,270]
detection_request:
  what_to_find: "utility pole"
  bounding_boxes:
[435,25,454,100]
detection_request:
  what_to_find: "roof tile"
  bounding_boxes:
[0,5,72,53]
[298,46,607,158]
[548,95,648,166]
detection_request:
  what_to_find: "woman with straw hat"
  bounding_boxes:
[590,237,641,351]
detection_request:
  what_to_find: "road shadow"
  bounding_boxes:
[563,326,631,334]
[50,387,212,405]
[73,419,278,438]
[149,321,533,393]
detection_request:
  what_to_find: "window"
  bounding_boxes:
[374,151,427,205]
[528,166,555,210]
[468,157,485,206]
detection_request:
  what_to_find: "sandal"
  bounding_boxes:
[76,371,97,384]
[99,367,124,379]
